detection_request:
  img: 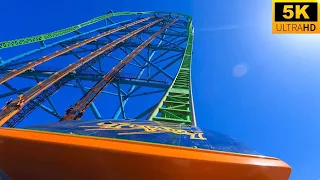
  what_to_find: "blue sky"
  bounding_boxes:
[1,0,320,179]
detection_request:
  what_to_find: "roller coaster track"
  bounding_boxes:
[0,11,195,126]
[149,18,194,125]
[0,16,153,84]
[0,12,191,49]
[2,52,111,127]
[0,17,165,126]
[61,18,178,121]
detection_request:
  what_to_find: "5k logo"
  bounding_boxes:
[283,5,310,19]
[272,0,319,33]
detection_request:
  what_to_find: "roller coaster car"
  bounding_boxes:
[0,120,291,180]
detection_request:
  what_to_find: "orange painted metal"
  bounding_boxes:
[0,128,291,180]
[0,16,154,85]
[62,18,179,121]
[0,17,165,126]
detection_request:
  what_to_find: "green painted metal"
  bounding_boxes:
[0,11,191,49]
[149,19,194,125]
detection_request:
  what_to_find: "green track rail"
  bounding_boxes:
[149,20,194,125]
[0,11,195,125]
[0,11,191,49]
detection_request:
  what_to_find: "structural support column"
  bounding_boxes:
[113,29,168,119]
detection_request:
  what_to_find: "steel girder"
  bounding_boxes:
[0,11,195,127]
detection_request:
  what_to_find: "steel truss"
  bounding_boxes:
[0,11,195,127]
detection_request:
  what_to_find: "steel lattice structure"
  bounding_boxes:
[0,11,195,128]
[0,11,293,180]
